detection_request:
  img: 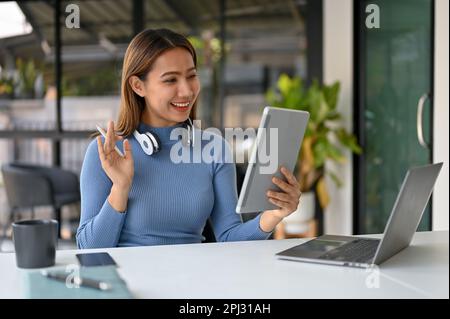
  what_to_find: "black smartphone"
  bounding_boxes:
[76,252,117,267]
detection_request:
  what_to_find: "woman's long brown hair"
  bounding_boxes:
[116,28,198,137]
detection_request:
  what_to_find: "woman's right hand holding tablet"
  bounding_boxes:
[97,120,134,212]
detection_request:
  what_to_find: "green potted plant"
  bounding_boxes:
[266,74,362,235]
[16,58,39,99]
[0,74,14,99]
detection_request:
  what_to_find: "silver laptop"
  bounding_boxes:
[276,163,443,268]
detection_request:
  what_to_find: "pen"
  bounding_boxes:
[41,270,112,291]
[96,125,125,157]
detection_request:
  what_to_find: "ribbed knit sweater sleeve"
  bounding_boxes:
[76,138,127,248]
[209,138,272,242]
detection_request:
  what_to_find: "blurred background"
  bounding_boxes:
[0,0,448,250]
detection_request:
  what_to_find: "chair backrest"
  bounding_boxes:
[1,164,54,209]
[9,163,79,195]
[202,218,216,243]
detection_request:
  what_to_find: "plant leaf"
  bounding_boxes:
[325,112,341,121]
[316,177,330,209]
[312,136,327,168]
[326,143,346,164]
[323,81,340,110]
[265,88,282,107]
[335,128,363,154]
[277,73,292,98]
[300,136,315,175]
[327,170,343,187]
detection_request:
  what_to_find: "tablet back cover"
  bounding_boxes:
[236,107,309,213]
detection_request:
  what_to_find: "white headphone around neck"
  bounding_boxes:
[133,118,195,156]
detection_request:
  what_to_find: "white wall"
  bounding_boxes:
[323,0,354,235]
[433,0,449,231]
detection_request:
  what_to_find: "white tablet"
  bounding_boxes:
[236,106,309,214]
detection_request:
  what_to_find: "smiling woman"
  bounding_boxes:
[76,28,302,249]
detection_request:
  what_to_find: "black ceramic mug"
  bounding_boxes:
[12,219,58,269]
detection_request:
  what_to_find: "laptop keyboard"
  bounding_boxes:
[319,239,380,263]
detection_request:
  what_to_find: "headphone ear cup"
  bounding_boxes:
[182,119,194,147]
[133,130,155,155]
[145,132,160,153]
[187,124,192,146]
[153,133,161,151]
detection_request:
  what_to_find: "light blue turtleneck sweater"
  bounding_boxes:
[76,122,272,248]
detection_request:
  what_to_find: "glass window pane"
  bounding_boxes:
[0,1,56,132]
[360,0,433,233]
[224,0,307,128]
[61,0,132,131]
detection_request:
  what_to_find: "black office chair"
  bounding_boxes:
[202,219,216,243]
[1,163,80,241]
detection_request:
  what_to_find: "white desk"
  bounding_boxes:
[0,231,448,299]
